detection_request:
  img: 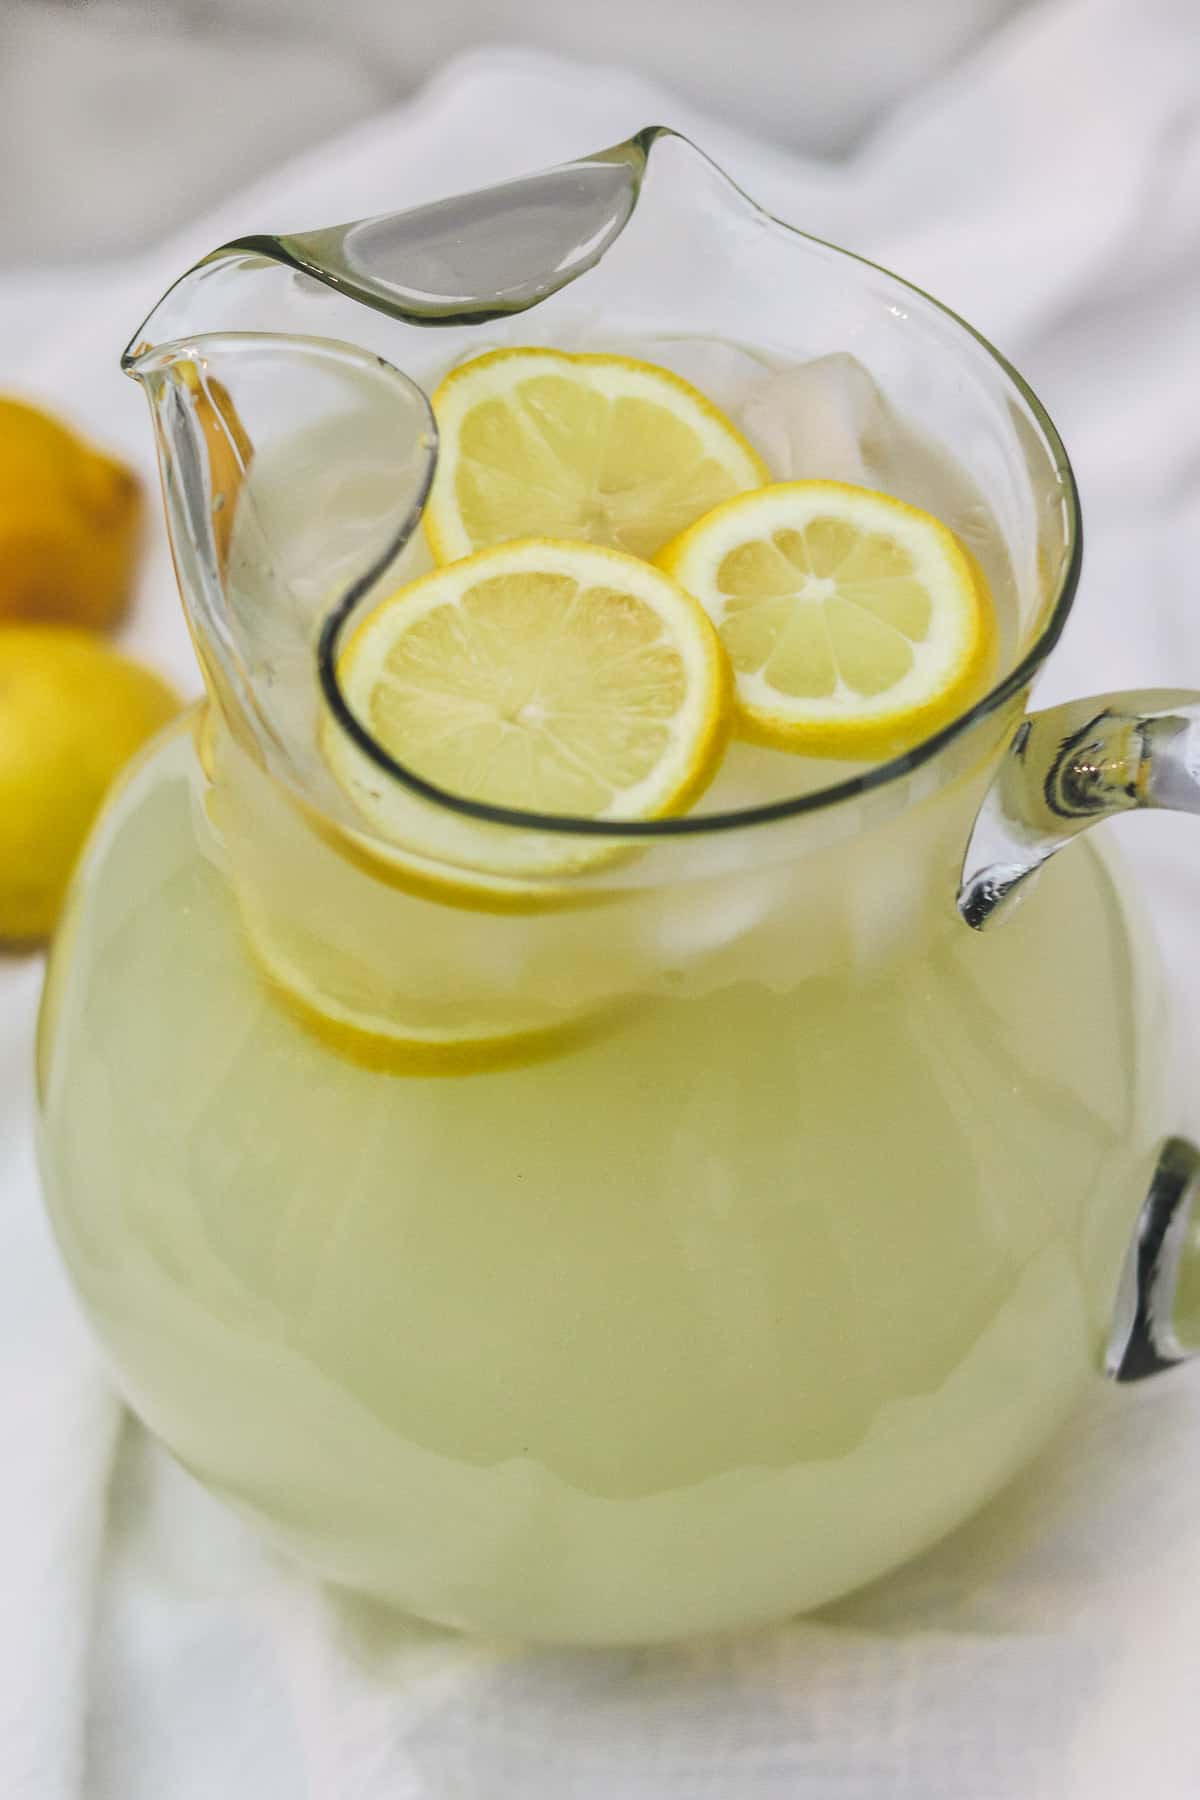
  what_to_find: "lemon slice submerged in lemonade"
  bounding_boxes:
[239,889,634,1077]
[657,480,993,759]
[424,348,768,564]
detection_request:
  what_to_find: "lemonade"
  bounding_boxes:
[36,328,1167,1642]
[39,717,1162,1640]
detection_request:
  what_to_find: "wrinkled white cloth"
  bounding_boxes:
[4,5,1200,1794]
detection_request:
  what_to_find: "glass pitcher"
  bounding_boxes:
[35,130,1200,1645]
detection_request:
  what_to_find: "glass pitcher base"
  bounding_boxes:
[38,727,1167,1641]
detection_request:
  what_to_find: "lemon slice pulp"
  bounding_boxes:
[657,480,993,758]
[322,537,732,879]
[424,347,768,565]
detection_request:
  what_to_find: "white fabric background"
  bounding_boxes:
[0,0,1029,260]
[3,2,1200,1793]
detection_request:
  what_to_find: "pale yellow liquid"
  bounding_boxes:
[37,332,1169,1640]
[39,717,1166,1641]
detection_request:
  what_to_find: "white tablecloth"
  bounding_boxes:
[4,5,1200,1793]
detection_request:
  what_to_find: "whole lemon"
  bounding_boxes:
[0,628,179,942]
[0,398,143,630]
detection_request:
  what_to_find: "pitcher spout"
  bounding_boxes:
[126,332,436,788]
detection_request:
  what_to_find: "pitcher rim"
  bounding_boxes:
[131,125,1082,840]
[318,243,1082,838]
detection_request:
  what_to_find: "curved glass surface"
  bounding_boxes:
[124,126,1081,849]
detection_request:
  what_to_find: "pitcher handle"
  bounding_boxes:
[958,689,1200,929]
[959,693,1200,1380]
[1108,1137,1200,1380]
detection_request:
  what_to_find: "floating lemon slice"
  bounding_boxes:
[424,347,768,565]
[321,537,732,880]
[657,481,993,759]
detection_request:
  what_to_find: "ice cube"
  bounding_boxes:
[740,352,888,484]
[738,351,1018,651]
[625,334,778,419]
[740,350,995,553]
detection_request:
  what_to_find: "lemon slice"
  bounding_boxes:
[322,537,732,879]
[657,481,993,759]
[307,810,619,915]
[241,898,631,1075]
[424,347,768,565]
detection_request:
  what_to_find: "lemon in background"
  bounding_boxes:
[0,397,143,631]
[0,628,179,942]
